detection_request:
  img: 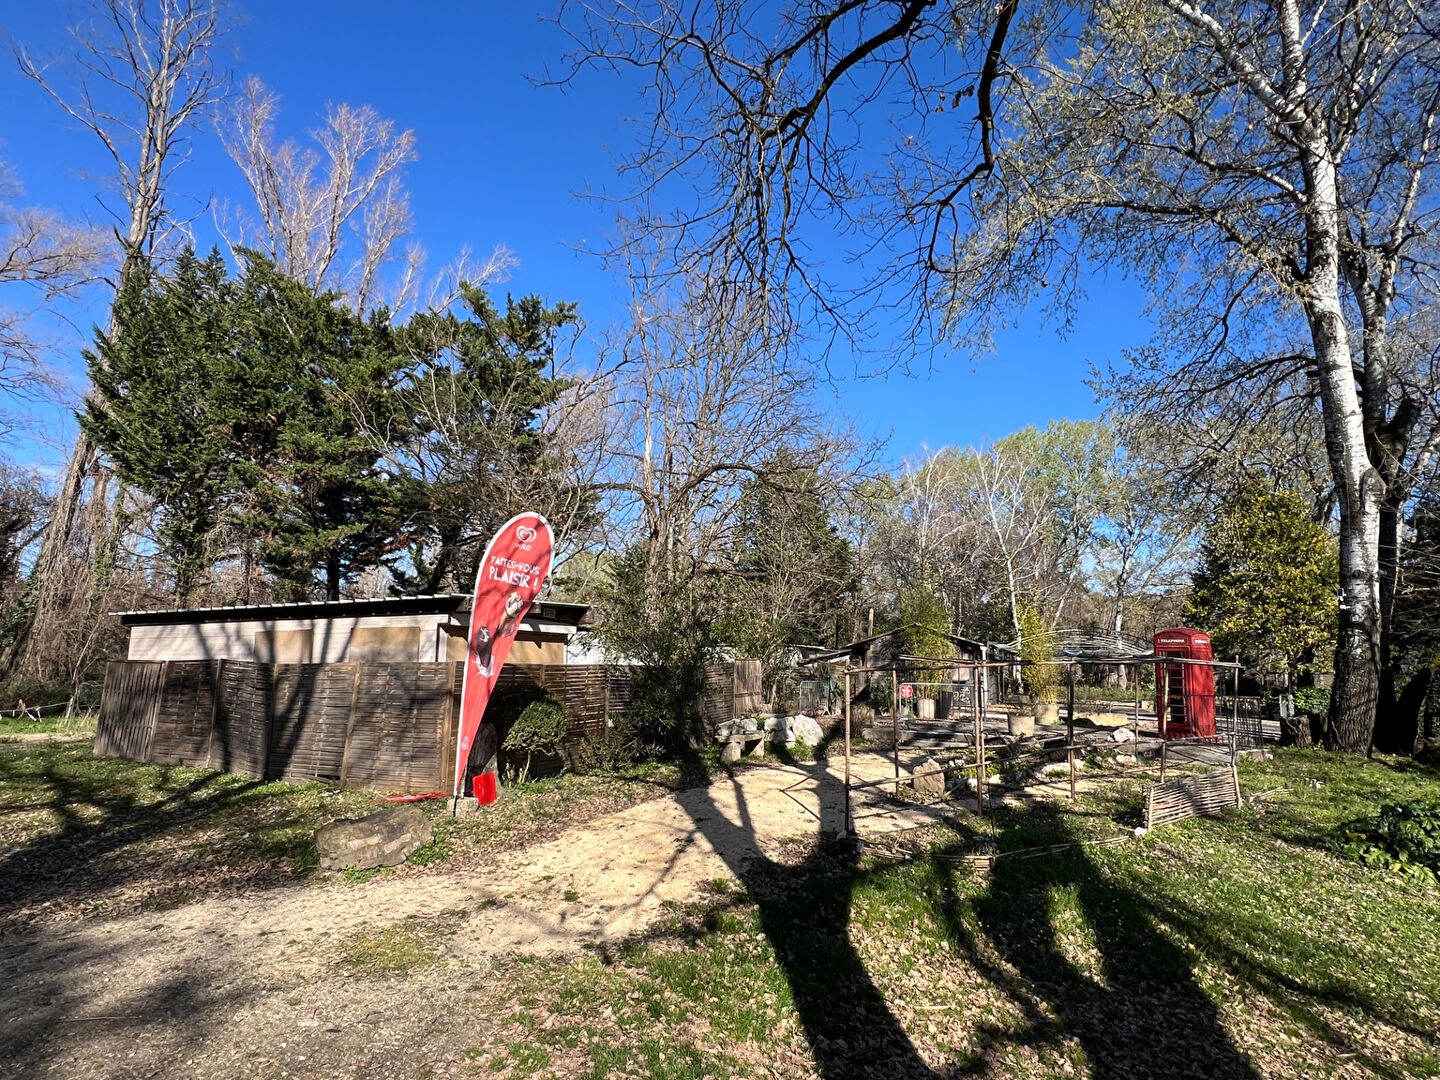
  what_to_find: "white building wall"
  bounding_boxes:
[125,612,582,665]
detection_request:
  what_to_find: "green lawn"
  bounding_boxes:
[2,738,1436,1078]
[462,750,1440,1079]
[0,709,97,737]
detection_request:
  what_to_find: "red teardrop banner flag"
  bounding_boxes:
[451,512,555,803]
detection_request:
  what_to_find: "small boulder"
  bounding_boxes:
[911,757,946,796]
[316,805,432,871]
[1111,727,1137,743]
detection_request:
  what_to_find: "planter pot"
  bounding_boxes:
[1007,711,1035,737]
[1032,701,1059,726]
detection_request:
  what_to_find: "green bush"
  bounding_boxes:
[0,677,74,712]
[1337,800,1440,884]
[503,697,568,782]
[1293,685,1331,716]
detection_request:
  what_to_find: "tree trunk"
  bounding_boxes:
[0,432,102,679]
[1371,493,1412,752]
[1297,134,1383,752]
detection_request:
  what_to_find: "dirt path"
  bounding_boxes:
[0,752,948,1079]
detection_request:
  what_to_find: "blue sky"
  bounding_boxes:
[1,1,1155,472]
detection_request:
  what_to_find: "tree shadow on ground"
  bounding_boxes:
[0,745,290,926]
[661,747,1268,1079]
[669,747,939,1078]
[930,800,1261,1078]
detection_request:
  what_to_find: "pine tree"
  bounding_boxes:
[1184,488,1339,686]
[82,249,237,601]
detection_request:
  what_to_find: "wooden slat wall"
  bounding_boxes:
[97,658,755,790]
[496,664,635,742]
[342,663,451,792]
[268,663,355,783]
[732,659,764,715]
[214,661,271,777]
[95,660,163,761]
[700,662,734,728]
[149,661,219,766]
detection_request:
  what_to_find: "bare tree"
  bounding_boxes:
[5,0,225,681]
[596,269,859,625]
[0,160,109,440]
[219,76,419,313]
[561,0,1440,750]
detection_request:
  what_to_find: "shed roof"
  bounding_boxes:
[111,594,591,628]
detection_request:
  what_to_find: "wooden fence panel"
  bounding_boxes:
[148,660,220,767]
[97,657,757,789]
[213,661,271,777]
[342,663,450,792]
[95,660,163,761]
[1144,769,1241,830]
[700,662,734,728]
[268,663,355,783]
[733,659,764,715]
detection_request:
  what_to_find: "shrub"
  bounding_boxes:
[1293,685,1331,716]
[1337,800,1440,884]
[0,677,74,712]
[503,697,568,782]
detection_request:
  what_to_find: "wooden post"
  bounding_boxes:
[843,666,853,837]
[204,658,224,770]
[891,668,900,783]
[1066,662,1077,800]
[1158,662,1168,740]
[1133,663,1141,742]
[339,661,366,790]
[603,668,611,742]
[1232,654,1241,743]
[975,664,986,815]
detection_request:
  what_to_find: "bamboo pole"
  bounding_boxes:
[1067,661,1077,801]
[844,666,853,838]
[892,668,900,783]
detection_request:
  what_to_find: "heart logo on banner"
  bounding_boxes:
[516,526,537,544]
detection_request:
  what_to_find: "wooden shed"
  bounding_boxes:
[112,594,590,667]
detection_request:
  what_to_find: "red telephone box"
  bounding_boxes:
[1154,628,1216,739]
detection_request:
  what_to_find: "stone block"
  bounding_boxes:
[316,805,433,871]
[911,757,946,796]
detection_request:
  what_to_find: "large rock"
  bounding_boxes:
[316,805,432,871]
[911,757,946,797]
[764,714,827,746]
[789,714,824,744]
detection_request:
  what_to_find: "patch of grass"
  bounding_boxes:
[405,819,455,867]
[0,740,709,926]
[0,710,97,737]
[464,749,1440,1079]
[337,914,457,976]
[0,742,379,926]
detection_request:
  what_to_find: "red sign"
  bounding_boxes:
[451,512,554,801]
[899,683,914,699]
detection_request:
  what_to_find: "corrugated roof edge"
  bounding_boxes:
[111,594,591,626]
